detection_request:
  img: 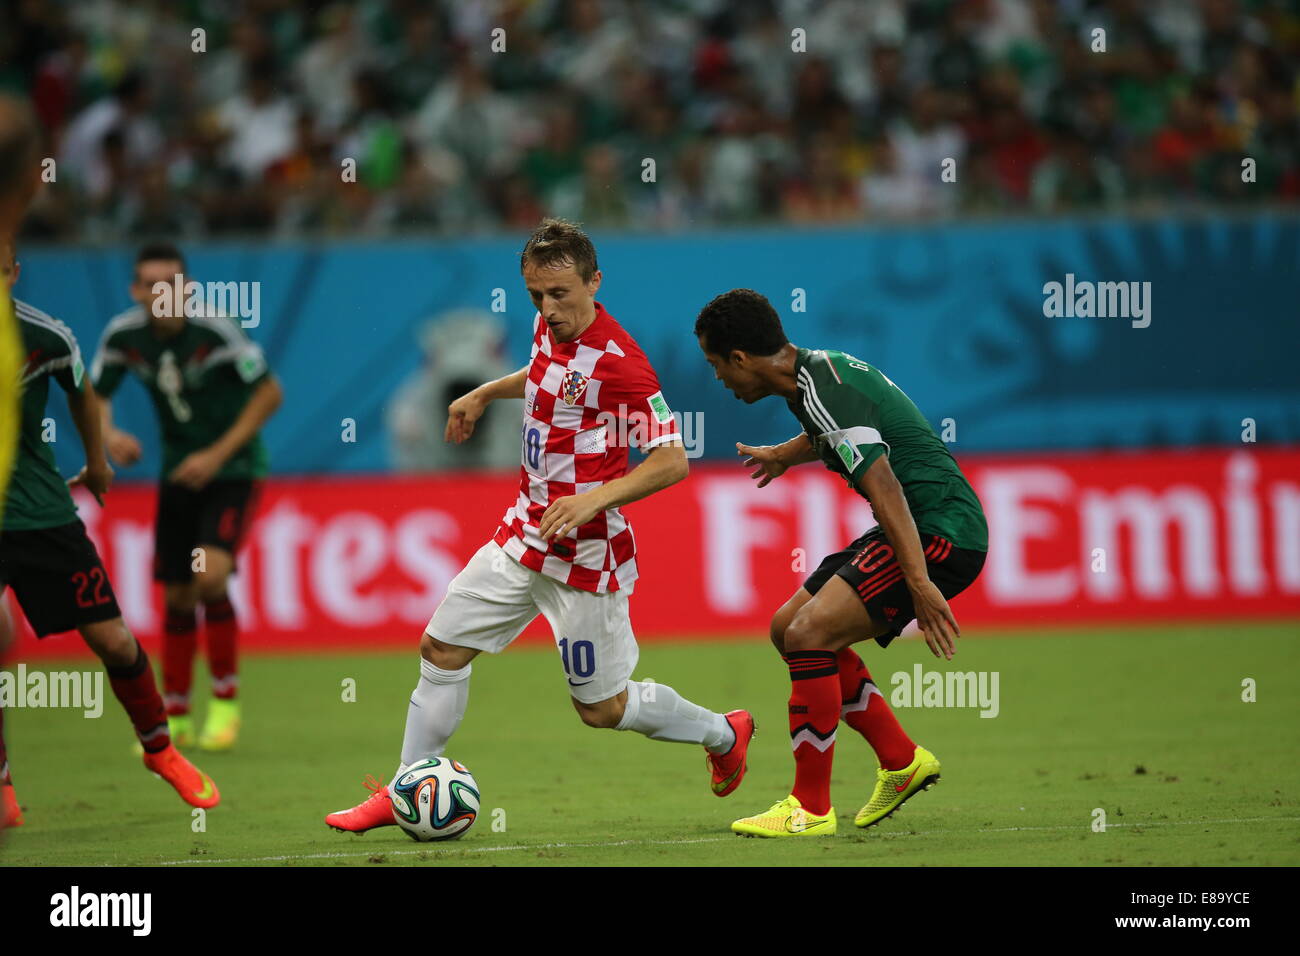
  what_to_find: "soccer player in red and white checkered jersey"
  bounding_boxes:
[326,219,754,834]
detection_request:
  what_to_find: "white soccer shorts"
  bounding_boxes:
[425,541,640,704]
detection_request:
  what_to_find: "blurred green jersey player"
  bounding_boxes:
[0,240,220,825]
[91,243,283,752]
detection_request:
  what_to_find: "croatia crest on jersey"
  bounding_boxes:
[560,368,589,406]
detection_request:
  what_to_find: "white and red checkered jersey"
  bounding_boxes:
[493,302,680,593]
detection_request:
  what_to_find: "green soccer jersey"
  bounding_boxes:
[3,299,87,531]
[788,347,987,552]
[91,307,271,481]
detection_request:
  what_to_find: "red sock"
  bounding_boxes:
[204,596,239,700]
[837,647,915,770]
[107,644,170,753]
[162,606,197,715]
[786,649,840,816]
[0,704,10,783]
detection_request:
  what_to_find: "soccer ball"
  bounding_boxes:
[389,757,481,842]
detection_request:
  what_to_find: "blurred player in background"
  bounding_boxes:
[0,93,44,832]
[695,289,988,838]
[92,243,283,752]
[0,240,220,827]
[326,218,753,835]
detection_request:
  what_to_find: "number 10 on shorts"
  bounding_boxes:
[558,638,595,682]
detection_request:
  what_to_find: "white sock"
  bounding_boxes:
[398,657,471,772]
[616,680,734,753]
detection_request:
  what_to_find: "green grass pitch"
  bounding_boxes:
[2,622,1297,866]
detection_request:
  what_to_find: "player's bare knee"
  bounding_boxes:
[420,632,474,671]
[770,592,810,655]
[164,582,199,615]
[770,607,796,654]
[784,607,830,652]
[572,695,623,729]
[193,570,229,604]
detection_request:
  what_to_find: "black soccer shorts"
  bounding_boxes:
[153,478,262,583]
[803,526,986,648]
[0,520,122,636]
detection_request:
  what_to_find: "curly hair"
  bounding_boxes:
[694,288,789,357]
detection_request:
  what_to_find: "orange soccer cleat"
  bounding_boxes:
[2,781,23,828]
[142,744,221,809]
[325,774,398,833]
[707,710,755,797]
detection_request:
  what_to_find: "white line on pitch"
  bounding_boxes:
[139,814,1300,866]
[148,836,732,866]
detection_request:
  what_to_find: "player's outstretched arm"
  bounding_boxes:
[858,454,961,661]
[538,441,688,542]
[65,382,113,506]
[737,433,818,487]
[445,364,528,444]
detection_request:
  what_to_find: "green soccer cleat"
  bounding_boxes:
[133,713,194,755]
[198,698,241,752]
[169,713,195,748]
[854,745,941,829]
[731,795,837,838]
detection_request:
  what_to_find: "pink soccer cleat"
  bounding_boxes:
[325,774,398,833]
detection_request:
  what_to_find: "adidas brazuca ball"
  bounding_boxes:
[389,757,481,842]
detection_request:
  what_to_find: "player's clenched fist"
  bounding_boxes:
[169,447,224,491]
[445,390,487,444]
[736,442,788,488]
[106,427,143,466]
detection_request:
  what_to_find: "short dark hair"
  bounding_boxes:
[694,288,789,357]
[520,217,598,282]
[135,242,186,271]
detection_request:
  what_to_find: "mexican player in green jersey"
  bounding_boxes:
[91,243,283,753]
[694,288,988,838]
[0,241,220,828]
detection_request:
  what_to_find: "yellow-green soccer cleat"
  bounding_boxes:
[731,795,836,838]
[169,713,195,748]
[133,713,194,755]
[198,698,241,752]
[854,745,941,829]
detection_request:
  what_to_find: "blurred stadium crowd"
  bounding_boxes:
[5,0,1299,240]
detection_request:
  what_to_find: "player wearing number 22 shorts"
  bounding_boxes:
[325,219,754,835]
[0,241,220,830]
